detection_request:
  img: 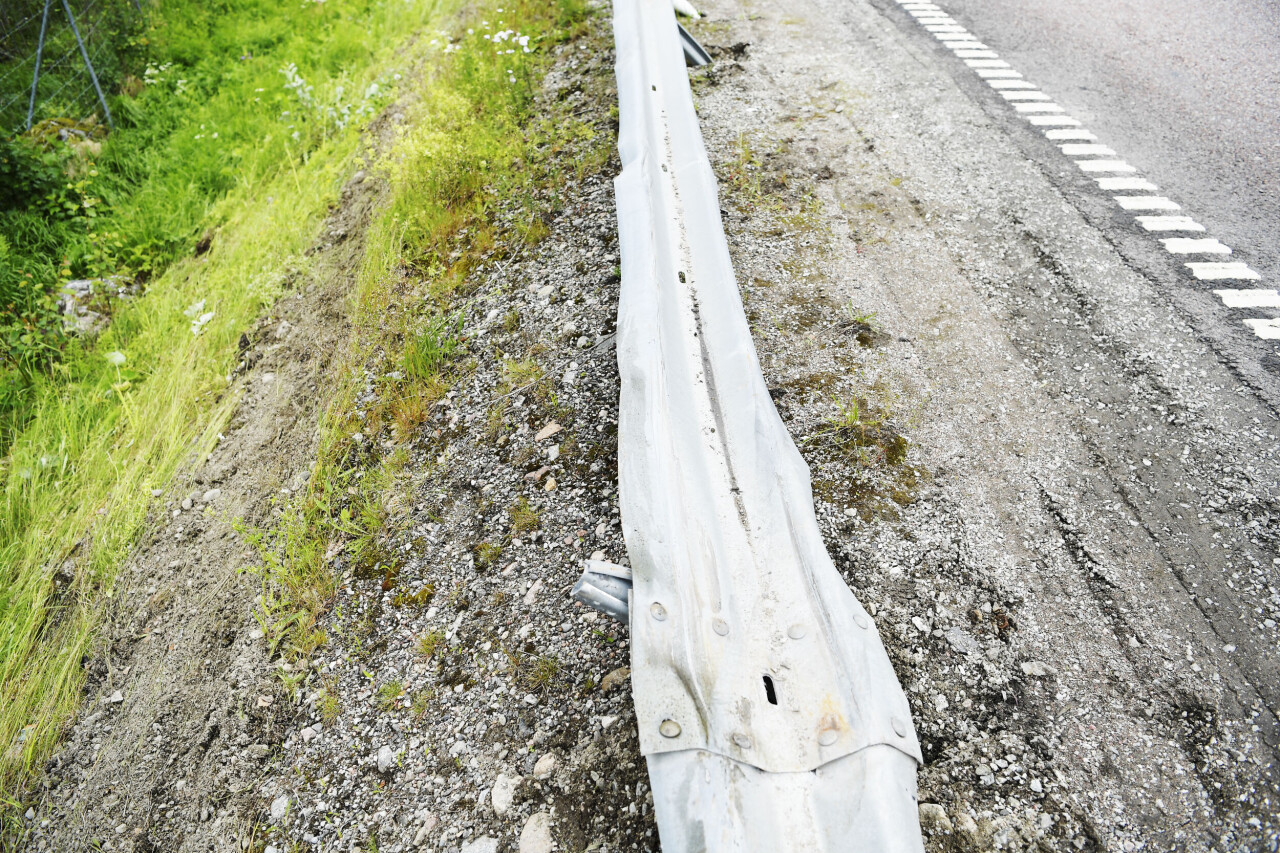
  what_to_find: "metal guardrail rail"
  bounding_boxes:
[599,0,928,849]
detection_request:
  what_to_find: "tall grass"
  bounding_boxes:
[0,0,444,816]
[242,0,602,667]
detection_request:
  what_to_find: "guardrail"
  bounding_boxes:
[600,0,928,849]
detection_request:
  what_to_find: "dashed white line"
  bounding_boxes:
[894,0,1273,343]
[1215,289,1280,308]
[1243,320,1280,340]
[1114,196,1181,211]
[1076,159,1137,173]
[1044,129,1097,140]
[1186,262,1260,281]
[1096,177,1159,191]
[1161,238,1231,255]
[1135,216,1205,231]
[1061,143,1116,156]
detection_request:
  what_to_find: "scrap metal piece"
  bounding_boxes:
[677,22,712,67]
[571,561,632,622]
[610,0,925,850]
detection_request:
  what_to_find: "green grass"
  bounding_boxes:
[240,0,599,706]
[0,0,442,819]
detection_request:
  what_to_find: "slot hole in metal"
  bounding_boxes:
[763,675,778,705]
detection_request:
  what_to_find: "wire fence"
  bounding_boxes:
[0,0,142,135]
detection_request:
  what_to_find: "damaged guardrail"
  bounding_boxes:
[582,0,928,849]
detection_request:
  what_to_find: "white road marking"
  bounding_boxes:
[1136,216,1205,231]
[1187,262,1260,281]
[1027,115,1081,125]
[895,0,1267,334]
[1215,289,1280,308]
[1096,177,1158,191]
[1061,143,1116,156]
[1076,159,1137,172]
[1243,319,1280,340]
[1162,238,1231,255]
[1115,196,1181,211]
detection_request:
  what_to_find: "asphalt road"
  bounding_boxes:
[871,0,1280,393]
[934,0,1280,283]
[687,0,1280,844]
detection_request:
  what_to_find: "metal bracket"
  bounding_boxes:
[677,22,711,67]
[571,561,632,622]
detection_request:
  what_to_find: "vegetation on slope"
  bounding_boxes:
[0,0,443,814]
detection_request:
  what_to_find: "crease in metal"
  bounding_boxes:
[610,0,926,849]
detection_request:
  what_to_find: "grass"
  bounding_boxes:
[508,497,540,535]
[0,0,461,821]
[240,0,600,689]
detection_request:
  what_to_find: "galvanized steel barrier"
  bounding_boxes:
[607,0,926,849]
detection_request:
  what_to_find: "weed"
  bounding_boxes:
[415,630,445,659]
[410,691,432,719]
[508,497,540,535]
[402,313,463,382]
[808,396,909,466]
[502,308,521,333]
[474,541,503,570]
[521,654,563,693]
[376,680,404,711]
[393,584,435,609]
[318,687,341,724]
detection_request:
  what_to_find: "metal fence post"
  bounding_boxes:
[59,0,112,128]
[25,0,54,130]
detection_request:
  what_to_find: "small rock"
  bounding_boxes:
[301,727,316,743]
[413,813,438,845]
[525,465,551,482]
[181,498,193,511]
[274,320,292,340]
[201,488,221,503]
[1020,660,1056,677]
[519,812,554,853]
[919,803,952,834]
[151,489,163,497]
[107,690,124,704]
[546,444,560,462]
[533,752,557,780]
[491,773,519,816]
[461,837,498,853]
[256,694,273,708]
[955,813,980,842]
[1030,778,1043,793]
[600,715,618,730]
[524,579,544,605]
[535,422,562,441]
[600,666,630,693]
[544,476,557,492]
[910,616,931,634]
[24,808,34,821]
[377,745,395,773]
[270,795,289,822]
